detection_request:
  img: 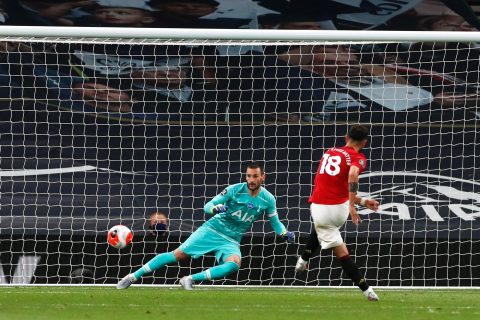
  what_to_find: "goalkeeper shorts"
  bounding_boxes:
[179,226,241,264]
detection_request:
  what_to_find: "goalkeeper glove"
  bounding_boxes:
[281,231,295,243]
[210,204,228,214]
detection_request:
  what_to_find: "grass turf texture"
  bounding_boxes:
[1,287,479,320]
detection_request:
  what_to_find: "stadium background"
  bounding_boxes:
[0,0,479,286]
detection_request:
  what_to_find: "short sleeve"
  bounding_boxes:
[351,153,367,173]
[203,183,240,214]
[215,183,238,201]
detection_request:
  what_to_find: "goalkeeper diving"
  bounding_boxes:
[117,161,295,290]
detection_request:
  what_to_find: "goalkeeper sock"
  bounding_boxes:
[133,251,177,279]
[338,254,369,292]
[301,230,320,260]
[191,261,240,282]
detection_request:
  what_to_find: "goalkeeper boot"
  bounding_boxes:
[363,288,379,301]
[116,273,137,289]
[295,257,308,273]
[179,276,194,290]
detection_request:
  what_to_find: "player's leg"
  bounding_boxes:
[117,248,189,289]
[118,226,213,289]
[310,202,378,301]
[192,254,241,281]
[181,255,241,290]
[333,244,379,301]
[180,241,241,290]
[135,248,188,279]
[296,203,336,273]
[295,228,320,273]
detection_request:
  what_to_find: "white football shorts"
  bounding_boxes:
[310,201,349,249]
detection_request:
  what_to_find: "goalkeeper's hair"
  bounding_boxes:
[245,161,264,174]
[348,124,369,142]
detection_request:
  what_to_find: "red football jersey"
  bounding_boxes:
[308,146,367,205]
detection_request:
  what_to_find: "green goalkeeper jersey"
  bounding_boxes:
[203,182,286,243]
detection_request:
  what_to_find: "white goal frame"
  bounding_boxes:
[0,26,479,288]
[1,26,480,42]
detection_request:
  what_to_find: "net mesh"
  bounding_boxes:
[0,37,479,286]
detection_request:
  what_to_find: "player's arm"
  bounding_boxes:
[354,195,379,212]
[268,213,295,243]
[348,165,362,225]
[266,199,295,243]
[267,212,286,235]
[348,166,380,223]
[203,188,231,214]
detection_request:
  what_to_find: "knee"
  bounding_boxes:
[173,249,189,261]
[225,255,241,268]
[333,244,349,259]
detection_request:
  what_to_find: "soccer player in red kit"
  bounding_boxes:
[296,124,380,301]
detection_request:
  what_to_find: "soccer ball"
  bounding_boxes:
[107,225,133,249]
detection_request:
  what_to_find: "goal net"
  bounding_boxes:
[0,28,479,286]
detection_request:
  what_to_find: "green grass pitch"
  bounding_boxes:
[1,287,479,320]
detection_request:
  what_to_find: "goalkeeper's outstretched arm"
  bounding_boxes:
[268,213,295,243]
[203,189,231,214]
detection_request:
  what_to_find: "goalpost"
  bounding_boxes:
[0,27,478,287]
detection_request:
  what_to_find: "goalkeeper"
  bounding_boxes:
[117,161,295,290]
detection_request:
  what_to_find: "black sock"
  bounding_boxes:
[338,255,369,292]
[301,230,320,260]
